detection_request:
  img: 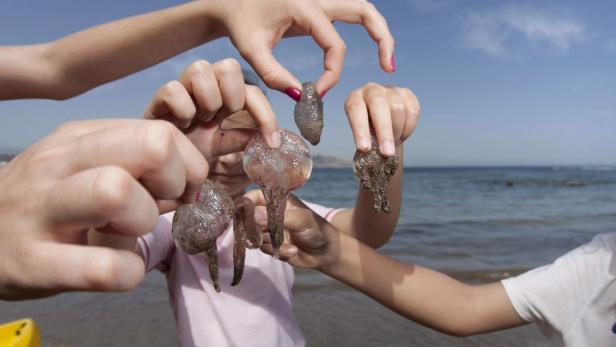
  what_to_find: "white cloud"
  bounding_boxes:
[411,0,451,12]
[464,5,589,58]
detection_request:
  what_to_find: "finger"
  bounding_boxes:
[45,166,159,237]
[143,80,197,129]
[344,89,372,151]
[208,128,259,158]
[363,84,395,156]
[244,84,281,148]
[28,242,145,292]
[70,121,207,202]
[385,87,407,145]
[282,207,318,233]
[297,8,347,94]
[179,60,223,122]
[244,189,266,206]
[212,59,245,115]
[398,87,421,140]
[320,0,396,72]
[239,40,302,93]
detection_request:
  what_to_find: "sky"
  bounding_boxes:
[0,0,614,167]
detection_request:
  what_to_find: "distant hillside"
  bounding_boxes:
[312,154,352,169]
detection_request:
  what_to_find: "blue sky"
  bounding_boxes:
[0,0,614,166]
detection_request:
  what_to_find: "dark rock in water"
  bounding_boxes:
[352,138,399,213]
[505,181,514,187]
[294,82,323,146]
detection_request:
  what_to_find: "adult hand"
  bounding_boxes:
[345,83,420,157]
[0,119,207,300]
[144,58,280,150]
[216,0,395,99]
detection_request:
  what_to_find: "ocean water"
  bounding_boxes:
[297,167,616,278]
[1,166,614,346]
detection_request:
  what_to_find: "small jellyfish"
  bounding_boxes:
[243,129,312,257]
[294,82,323,145]
[171,180,233,292]
[353,138,399,213]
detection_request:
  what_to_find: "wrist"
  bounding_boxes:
[319,229,356,278]
[188,1,229,42]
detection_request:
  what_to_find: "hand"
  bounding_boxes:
[0,119,207,300]
[144,58,280,149]
[245,190,339,270]
[216,0,396,97]
[345,83,420,157]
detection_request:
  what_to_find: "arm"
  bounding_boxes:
[331,84,419,247]
[324,230,525,336]
[0,2,223,100]
[0,0,395,101]
[255,202,526,337]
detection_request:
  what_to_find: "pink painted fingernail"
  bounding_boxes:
[319,88,329,98]
[390,53,397,72]
[284,88,301,102]
[195,190,201,202]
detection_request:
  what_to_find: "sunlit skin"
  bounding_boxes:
[209,111,258,198]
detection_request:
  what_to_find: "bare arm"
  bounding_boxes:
[323,230,526,336]
[331,84,418,248]
[258,203,527,337]
[331,145,403,247]
[0,2,223,100]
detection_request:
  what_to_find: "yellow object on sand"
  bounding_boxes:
[0,319,40,347]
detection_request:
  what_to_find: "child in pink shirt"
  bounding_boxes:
[96,60,419,346]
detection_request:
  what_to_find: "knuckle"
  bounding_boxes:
[85,254,120,290]
[188,59,212,74]
[215,58,241,74]
[92,167,134,212]
[140,121,176,166]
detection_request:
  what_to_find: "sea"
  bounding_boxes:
[1,166,614,346]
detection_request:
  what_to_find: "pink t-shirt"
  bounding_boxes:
[138,201,340,347]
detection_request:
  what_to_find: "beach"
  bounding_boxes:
[1,166,614,346]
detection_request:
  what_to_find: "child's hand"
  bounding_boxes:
[245,190,340,270]
[345,83,420,157]
[215,0,395,96]
[143,58,280,151]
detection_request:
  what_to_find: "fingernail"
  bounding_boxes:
[287,245,298,256]
[255,207,267,225]
[195,190,201,202]
[381,140,395,156]
[358,136,372,151]
[270,130,282,148]
[390,53,397,72]
[319,88,329,98]
[284,88,301,102]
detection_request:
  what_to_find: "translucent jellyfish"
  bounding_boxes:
[294,82,323,145]
[243,129,312,257]
[353,137,399,213]
[171,180,260,292]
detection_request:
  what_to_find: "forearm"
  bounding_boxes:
[334,145,403,247]
[321,230,523,336]
[0,1,225,100]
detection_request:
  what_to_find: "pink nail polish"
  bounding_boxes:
[284,88,301,102]
[195,190,201,202]
[319,88,329,98]
[390,54,397,72]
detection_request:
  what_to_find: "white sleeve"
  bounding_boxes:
[137,212,176,273]
[501,233,615,335]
